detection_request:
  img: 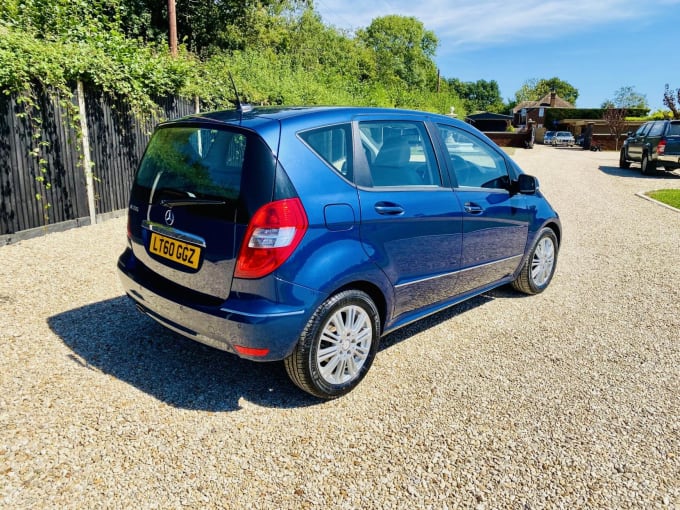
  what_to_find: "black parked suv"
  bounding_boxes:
[619,120,680,174]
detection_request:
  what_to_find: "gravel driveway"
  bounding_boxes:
[1,146,679,509]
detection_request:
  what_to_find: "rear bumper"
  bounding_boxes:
[117,254,319,361]
[657,154,680,169]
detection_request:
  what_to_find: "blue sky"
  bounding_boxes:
[314,0,680,111]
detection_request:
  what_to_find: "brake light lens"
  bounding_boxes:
[658,139,666,155]
[235,198,308,279]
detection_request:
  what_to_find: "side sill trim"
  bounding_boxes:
[394,254,523,289]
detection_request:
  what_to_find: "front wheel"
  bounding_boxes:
[285,290,380,399]
[619,149,630,169]
[512,228,558,295]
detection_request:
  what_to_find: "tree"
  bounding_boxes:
[602,86,648,109]
[514,77,578,105]
[101,0,311,55]
[663,84,680,119]
[358,15,438,90]
[448,78,504,113]
[0,0,123,40]
[602,107,628,151]
[278,8,373,82]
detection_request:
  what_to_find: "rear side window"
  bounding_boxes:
[359,121,441,187]
[299,124,352,180]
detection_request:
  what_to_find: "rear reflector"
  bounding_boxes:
[234,345,270,357]
[234,198,308,279]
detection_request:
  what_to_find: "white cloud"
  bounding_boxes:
[315,0,664,49]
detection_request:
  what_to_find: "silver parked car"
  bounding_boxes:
[552,131,575,146]
[543,131,556,145]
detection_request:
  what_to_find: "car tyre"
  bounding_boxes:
[512,228,558,295]
[619,149,630,169]
[641,153,657,175]
[285,290,380,399]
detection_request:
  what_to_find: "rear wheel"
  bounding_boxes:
[512,228,558,295]
[285,290,380,399]
[641,153,656,175]
[619,149,630,169]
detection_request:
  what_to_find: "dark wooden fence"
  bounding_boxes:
[0,85,195,243]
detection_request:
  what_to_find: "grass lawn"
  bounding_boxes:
[646,189,680,209]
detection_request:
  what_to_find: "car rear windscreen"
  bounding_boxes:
[136,126,247,203]
[131,124,286,222]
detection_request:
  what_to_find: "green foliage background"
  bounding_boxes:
[0,0,468,117]
[544,108,650,127]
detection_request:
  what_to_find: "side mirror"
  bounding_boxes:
[517,174,539,194]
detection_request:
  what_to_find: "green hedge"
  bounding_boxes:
[544,108,649,127]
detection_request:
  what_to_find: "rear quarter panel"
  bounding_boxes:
[273,116,394,303]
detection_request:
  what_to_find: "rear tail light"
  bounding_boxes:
[234,198,308,279]
[658,139,666,155]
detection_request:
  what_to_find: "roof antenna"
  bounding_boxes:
[228,72,253,115]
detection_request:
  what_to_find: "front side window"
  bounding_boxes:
[359,121,440,187]
[437,124,509,189]
[636,123,651,137]
[648,122,664,137]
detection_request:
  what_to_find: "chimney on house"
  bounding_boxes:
[550,88,556,107]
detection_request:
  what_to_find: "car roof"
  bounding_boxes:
[159,105,468,132]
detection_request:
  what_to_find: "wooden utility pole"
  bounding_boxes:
[168,0,178,57]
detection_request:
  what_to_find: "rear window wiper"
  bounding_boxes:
[159,198,226,208]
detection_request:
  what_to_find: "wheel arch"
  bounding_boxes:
[332,280,388,335]
[544,220,561,247]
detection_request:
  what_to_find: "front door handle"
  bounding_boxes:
[374,202,405,215]
[464,202,483,214]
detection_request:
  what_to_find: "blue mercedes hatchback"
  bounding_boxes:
[118,106,561,398]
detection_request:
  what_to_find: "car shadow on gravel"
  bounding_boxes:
[49,289,514,410]
[378,290,508,351]
[599,165,680,179]
[48,297,320,411]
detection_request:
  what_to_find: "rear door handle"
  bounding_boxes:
[464,202,484,214]
[374,202,405,215]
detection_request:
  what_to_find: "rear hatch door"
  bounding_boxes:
[128,122,278,300]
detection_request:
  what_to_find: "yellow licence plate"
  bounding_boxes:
[149,232,201,269]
